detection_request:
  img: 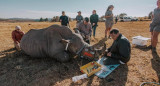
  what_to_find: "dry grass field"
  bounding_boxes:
[0,21,159,86]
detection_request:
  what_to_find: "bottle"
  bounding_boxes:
[72,74,88,82]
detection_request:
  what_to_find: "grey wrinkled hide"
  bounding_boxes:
[20,25,79,62]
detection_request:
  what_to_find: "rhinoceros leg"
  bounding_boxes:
[54,51,70,62]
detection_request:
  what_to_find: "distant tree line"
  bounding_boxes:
[39,17,49,22]
[40,11,153,22]
[39,16,72,22]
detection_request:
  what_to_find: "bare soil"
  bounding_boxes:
[0,21,159,86]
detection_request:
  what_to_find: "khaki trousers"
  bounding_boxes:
[14,42,21,51]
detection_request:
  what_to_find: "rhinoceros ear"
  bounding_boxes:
[60,39,71,44]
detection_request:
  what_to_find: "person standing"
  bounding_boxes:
[150,0,160,53]
[78,17,92,44]
[90,10,99,38]
[105,5,114,38]
[76,11,83,28]
[12,26,24,51]
[60,11,69,26]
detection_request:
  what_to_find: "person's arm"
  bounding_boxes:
[12,31,18,44]
[110,40,130,62]
[76,16,78,21]
[90,15,93,24]
[91,15,98,26]
[67,16,69,24]
[150,10,156,28]
[105,15,113,18]
[97,15,99,22]
[88,24,92,36]
[19,30,24,35]
[20,31,25,36]
[81,16,83,21]
[107,46,112,52]
[77,23,81,31]
[59,16,62,22]
[105,11,112,18]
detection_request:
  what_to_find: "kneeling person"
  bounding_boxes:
[78,17,92,44]
[12,26,24,51]
[104,29,131,65]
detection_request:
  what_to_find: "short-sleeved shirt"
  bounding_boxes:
[150,8,160,32]
[105,10,113,22]
[76,15,83,23]
[60,15,69,26]
[78,22,92,35]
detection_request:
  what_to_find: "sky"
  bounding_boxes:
[0,0,157,19]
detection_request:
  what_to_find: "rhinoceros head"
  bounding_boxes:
[60,32,107,60]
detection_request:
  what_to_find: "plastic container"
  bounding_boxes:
[132,36,150,46]
[72,74,88,82]
[80,61,102,77]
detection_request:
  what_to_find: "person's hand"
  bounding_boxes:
[15,41,19,44]
[105,49,108,53]
[93,23,95,26]
[107,52,112,57]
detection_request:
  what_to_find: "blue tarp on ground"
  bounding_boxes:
[95,57,120,78]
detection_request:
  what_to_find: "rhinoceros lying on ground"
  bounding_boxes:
[20,25,106,62]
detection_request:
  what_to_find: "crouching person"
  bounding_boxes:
[12,26,24,51]
[78,17,92,44]
[103,29,131,65]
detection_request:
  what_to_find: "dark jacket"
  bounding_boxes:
[60,15,69,26]
[90,14,99,26]
[108,34,131,63]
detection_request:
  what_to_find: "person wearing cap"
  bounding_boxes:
[149,0,160,53]
[60,11,69,26]
[78,17,92,44]
[103,29,131,65]
[12,26,25,51]
[105,5,114,38]
[90,10,99,38]
[76,11,83,28]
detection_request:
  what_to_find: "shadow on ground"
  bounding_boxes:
[99,64,128,86]
[134,45,151,51]
[151,52,160,83]
[0,48,129,86]
[0,48,83,86]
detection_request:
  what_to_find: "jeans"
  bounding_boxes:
[92,26,97,37]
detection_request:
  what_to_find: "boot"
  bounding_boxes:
[152,47,157,54]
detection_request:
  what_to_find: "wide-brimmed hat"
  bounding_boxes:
[15,26,21,30]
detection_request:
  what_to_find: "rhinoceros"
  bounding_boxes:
[20,24,107,62]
